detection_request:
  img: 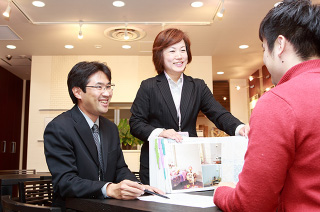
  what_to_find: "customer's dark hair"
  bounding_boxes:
[67,61,111,104]
[259,0,320,60]
[152,28,192,74]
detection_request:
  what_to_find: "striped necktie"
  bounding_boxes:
[92,124,104,180]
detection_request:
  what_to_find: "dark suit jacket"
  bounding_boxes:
[130,73,243,169]
[44,106,136,210]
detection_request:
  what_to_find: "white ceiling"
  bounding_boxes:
[1,0,317,80]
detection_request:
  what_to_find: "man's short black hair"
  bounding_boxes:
[67,61,112,104]
[259,0,320,60]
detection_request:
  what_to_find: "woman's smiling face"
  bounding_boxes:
[162,40,188,76]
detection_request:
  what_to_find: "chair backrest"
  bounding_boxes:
[1,195,61,212]
[18,180,53,206]
[132,172,141,182]
[0,169,36,175]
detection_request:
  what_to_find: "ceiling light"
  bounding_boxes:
[64,45,74,49]
[124,23,130,40]
[113,1,125,7]
[217,72,224,75]
[191,2,203,8]
[78,22,83,39]
[32,1,45,7]
[122,45,131,49]
[217,0,225,18]
[274,2,283,7]
[223,97,227,101]
[217,8,225,18]
[236,86,241,90]
[3,0,11,18]
[6,44,16,49]
[78,31,83,39]
[239,45,249,49]
[95,45,102,49]
[249,76,254,81]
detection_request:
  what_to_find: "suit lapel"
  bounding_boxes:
[156,74,179,126]
[71,106,100,168]
[180,75,194,126]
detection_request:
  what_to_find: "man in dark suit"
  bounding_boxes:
[130,28,250,185]
[44,61,163,210]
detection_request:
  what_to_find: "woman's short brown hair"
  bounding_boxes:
[152,28,192,74]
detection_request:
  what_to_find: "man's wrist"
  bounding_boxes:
[102,182,113,198]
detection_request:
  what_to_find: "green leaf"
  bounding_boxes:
[117,118,143,148]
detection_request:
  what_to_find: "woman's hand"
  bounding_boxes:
[239,124,250,138]
[159,129,183,142]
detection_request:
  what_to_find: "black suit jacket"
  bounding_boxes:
[130,73,243,169]
[44,106,136,209]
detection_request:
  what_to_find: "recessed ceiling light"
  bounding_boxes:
[113,1,125,7]
[32,1,45,7]
[6,45,16,49]
[95,45,102,49]
[64,45,74,49]
[217,72,224,75]
[274,2,282,7]
[191,2,203,8]
[239,45,249,49]
[223,97,227,101]
[122,45,131,49]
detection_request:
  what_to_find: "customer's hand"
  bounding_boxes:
[106,180,144,200]
[213,182,236,196]
[159,129,183,142]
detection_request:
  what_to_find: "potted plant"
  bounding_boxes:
[117,118,143,150]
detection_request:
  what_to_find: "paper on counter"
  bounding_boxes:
[138,193,215,208]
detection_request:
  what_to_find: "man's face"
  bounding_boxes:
[76,71,113,122]
[262,38,281,85]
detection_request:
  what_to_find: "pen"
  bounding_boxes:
[144,189,170,199]
[136,182,170,199]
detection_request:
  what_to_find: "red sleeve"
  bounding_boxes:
[214,92,296,211]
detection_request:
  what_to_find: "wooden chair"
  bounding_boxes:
[0,169,36,175]
[18,180,53,206]
[1,195,61,212]
[132,172,141,182]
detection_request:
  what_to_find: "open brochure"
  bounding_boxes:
[149,136,248,193]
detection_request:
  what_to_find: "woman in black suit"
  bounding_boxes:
[129,28,249,185]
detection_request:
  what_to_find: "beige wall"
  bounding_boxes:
[27,55,214,171]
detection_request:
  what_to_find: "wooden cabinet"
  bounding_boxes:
[249,69,261,99]
[262,65,274,92]
[248,65,274,112]
[0,67,23,170]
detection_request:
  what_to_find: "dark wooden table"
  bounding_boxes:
[66,190,222,212]
[0,173,51,212]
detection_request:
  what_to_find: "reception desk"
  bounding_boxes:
[66,190,222,212]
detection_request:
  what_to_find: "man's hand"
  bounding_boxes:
[159,129,183,143]
[213,182,236,196]
[106,180,165,200]
[106,180,144,200]
[142,184,165,195]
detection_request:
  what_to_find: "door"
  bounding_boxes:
[0,67,23,170]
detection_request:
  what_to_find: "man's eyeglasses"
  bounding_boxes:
[86,84,115,92]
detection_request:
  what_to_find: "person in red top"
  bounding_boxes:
[213,0,320,211]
